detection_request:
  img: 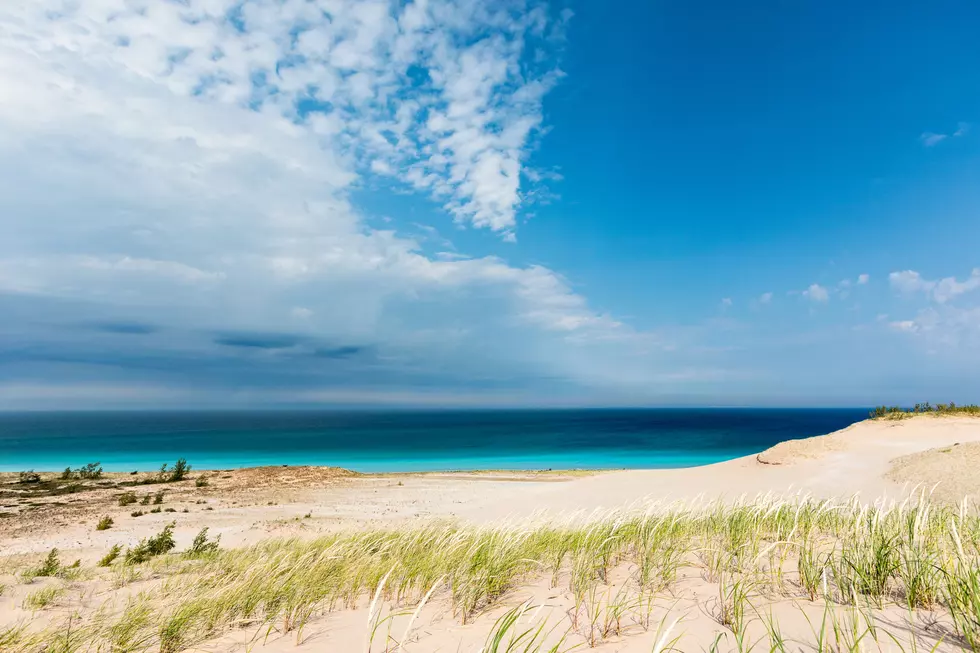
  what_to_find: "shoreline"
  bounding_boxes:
[4,415,980,652]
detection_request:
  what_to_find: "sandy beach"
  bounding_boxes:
[3,415,980,651]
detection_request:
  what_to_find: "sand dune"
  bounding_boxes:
[3,416,980,652]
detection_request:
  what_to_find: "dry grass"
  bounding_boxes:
[2,489,980,651]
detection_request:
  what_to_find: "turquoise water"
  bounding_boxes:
[0,408,867,473]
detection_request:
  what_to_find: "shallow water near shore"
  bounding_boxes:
[0,408,867,472]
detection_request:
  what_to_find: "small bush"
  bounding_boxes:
[195,476,209,488]
[60,467,76,480]
[33,549,60,577]
[118,492,137,506]
[126,522,176,564]
[131,510,145,517]
[164,507,176,513]
[96,516,113,531]
[98,544,122,567]
[187,527,220,556]
[150,507,162,514]
[78,462,103,480]
[140,494,151,506]
[153,491,164,504]
[168,458,190,482]
[18,470,40,484]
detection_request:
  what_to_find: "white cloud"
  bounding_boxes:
[920,123,970,147]
[857,274,870,285]
[888,305,980,349]
[0,0,693,398]
[889,320,919,334]
[889,268,980,303]
[758,292,772,304]
[0,0,561,235]
[920,132,948,147]
[803,283,829,303]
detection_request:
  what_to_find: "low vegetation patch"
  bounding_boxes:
[98,544,122,567]
[96,515,113,531]
[23,586,63,610]
[61,462,103,480]
[125,522,176,564]
[871,401,980,419]
[3,491,980,652]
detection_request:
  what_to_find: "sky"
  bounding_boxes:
[1,0,979,409]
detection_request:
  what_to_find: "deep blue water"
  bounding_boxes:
[0,409,868,473]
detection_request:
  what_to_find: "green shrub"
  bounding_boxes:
[98,544,122,567]
[60,467,76,480]
[187,527,220,556]
[96,515,113,531]
[33,549,60,577]
[168,458,190,482]
[78,462,103,480]
[140,494,151,506]
[131,510,145,517]
[195,476,209,488]
[126,522,176,564]
[18,470,40,484]
[153,491,164,504]
[118,492,137,506]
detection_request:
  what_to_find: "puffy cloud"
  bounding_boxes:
[803,284,829,303]
[0,0,561,235]
[857,274,870,285]
[889,268,980,303]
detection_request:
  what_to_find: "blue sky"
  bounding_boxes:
[1,0,979,409]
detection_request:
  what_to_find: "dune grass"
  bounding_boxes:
[871,402,980,420]
[4,490,980,651]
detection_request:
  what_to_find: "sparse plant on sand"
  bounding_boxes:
[2,492,979,653]
[96,515,114,531]
[98,544,122,567]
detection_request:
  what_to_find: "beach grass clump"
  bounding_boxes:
[96,515,114,531]
[99,544,123,567]
[23,585,63,610]
[118,491,137,507]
